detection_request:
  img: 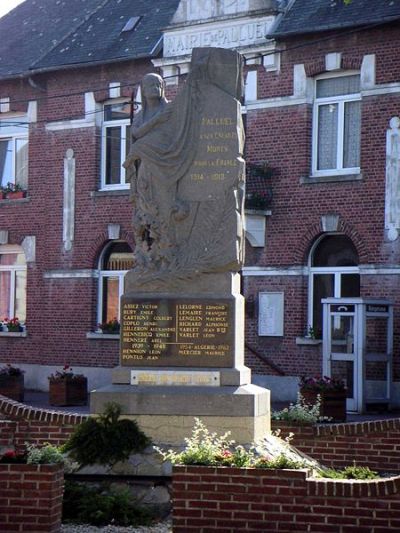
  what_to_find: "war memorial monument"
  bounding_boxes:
[91,47,270,445]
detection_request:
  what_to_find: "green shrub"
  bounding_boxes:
[321,464,378,480]
[26,443,64,465]
[271,393,330,425]
[156,418,306,470]
[63,481,152,527]
[62,402,151,467]
[254,454,305,470]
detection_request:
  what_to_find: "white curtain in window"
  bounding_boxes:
[317,75,360,98]
[343,101,361,168]
[15,270,27,322]
[15,138,28,189]
[318,104,338,170]
[0,139,12,187]
[0,271,11,318]
[105,127,122,185]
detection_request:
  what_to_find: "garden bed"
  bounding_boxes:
[172,465,400,532]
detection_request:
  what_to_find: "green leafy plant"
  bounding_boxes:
[244,191,272,210]
[320,463,378,480]
[48,364,86,382]
[156,418,307,470]
[156,418,236,466]
[0,443,64,465]
[1,317,23,332]
[0,363,24,376]
[255,454,305,470]
[63,481,153,527]
[272,393,330,425]
[98,318,120,334]
[306,325,316,339]
[26,442,64,464]
[62,402,151,467]
[5,182,24,194]
[300,376,346,392]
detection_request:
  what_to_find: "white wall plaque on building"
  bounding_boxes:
[258,292,284,336]
[385,117,400,241]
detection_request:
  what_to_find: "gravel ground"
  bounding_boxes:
[61,518,172,532]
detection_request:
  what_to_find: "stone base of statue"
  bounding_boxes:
[90,274,270,445]
[90,383,270,445]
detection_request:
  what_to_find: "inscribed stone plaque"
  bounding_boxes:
[131,370,220,386]
[258,292,284,337]
[121,296,234,367]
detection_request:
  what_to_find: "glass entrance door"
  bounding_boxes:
[323,303,358,411]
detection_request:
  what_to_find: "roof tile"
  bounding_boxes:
[271,0,400,38]
[0,0,180,79]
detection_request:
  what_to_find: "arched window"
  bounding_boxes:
[98,241,133,328]
[309,235,360,338]
[0,245,27,323]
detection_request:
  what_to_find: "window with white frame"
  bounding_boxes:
[101,101,131,189]
[98,241,133,327]
[312,74,361,176]
[0,245,27,324]
[0,117,29,190]
[308,235,360,338]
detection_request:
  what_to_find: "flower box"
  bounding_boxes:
[1,317,23,332]
[6,190,26,199]
[49,377,88,406]
[0,192,6,200]
[0,373,24,402]
[301,388,347,422]
[98,317,120,334]
[172,465,400,532]
[0,463,64,532]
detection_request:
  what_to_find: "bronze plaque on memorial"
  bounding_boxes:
[120,297,234,368]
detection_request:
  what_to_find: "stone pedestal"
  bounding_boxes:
[91,274,270,444]
[91,383,270,445]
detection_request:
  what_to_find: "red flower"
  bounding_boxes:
[3,450,16,459]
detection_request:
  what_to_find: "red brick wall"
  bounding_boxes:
[274,419,400,473]
[173,465,400,532]
[0,463,64,533]
[0,395,87,451]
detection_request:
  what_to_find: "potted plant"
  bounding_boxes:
[5,181,26,199]
[98,317,120,334]
[244,191,272,210]
[0,443,64,533]
[48,364,88,406]
[0,364,24,402]
[299,376,347,422]
[2,316,23,332]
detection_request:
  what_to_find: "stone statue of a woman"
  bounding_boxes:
[124,47,245,290]
[125,73,175,271]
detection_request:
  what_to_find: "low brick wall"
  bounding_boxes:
[173,465,400,532]
[0,463,64,532]
[0,394,88,453]
[273,419,400,472]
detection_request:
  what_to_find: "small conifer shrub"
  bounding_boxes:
[63,402,151,466]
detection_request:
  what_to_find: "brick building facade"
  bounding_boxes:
[1,0,400,408]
